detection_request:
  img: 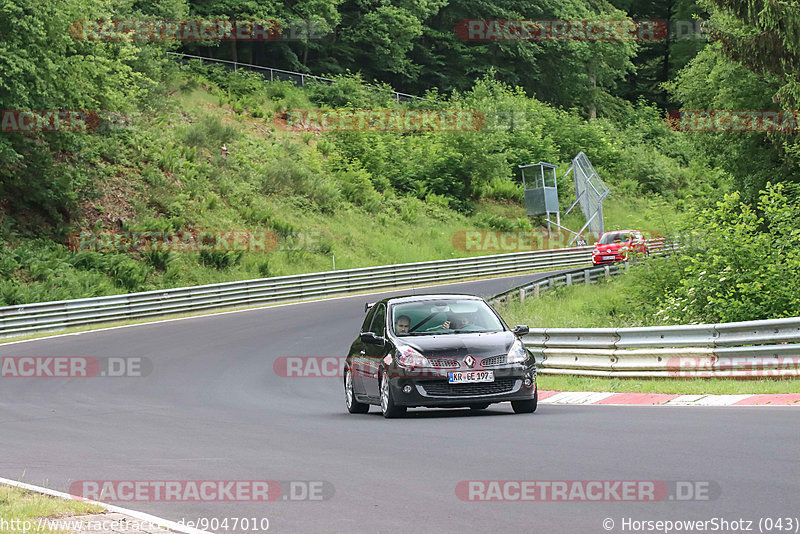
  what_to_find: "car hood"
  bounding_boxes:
[594,243,628,252]
[394,331,515,359]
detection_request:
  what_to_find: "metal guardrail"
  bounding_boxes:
[167,52,425,103]
[489,238,670,306]
[522,319,800,378]
[497,242,800,378]
[0,247,594,338]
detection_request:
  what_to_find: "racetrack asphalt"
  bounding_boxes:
[1,271,798,533]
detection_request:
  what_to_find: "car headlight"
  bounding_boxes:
[396,345,433,368]
[506,338,529,364]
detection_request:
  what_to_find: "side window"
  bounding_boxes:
[369,304,386,337]
[361,306,376,332]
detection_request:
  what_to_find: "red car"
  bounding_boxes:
[592,230,648,265]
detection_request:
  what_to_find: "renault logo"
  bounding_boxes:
[464,355,475,368]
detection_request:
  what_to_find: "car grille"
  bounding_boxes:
[429,358,459,368]
[481,355,507,367]
[420,378,517,397]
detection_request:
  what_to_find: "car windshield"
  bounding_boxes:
[598,232,631,244]
[390,299,505,336]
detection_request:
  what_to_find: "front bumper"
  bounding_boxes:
[386,364,537,408]
[592,253,627,265]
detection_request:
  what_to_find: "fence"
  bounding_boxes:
[166,52,424,103]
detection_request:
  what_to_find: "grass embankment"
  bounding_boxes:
[499,276,651,329]
[0,65,684,306]
[496,276,800,394]
[0,485,104,534]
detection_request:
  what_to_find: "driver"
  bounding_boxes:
[394,315,411,334]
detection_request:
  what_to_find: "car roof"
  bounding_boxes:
[376,294,484,306]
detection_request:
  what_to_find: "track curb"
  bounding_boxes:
[539,390,800,406]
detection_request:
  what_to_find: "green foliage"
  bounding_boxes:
[0,0,177,230]
[630,183,800,323]
[181,115,239,150]
[304,75,395,108]
[199,251,244,270]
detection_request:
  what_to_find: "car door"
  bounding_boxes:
[351,305,376,396]
[363,303,389,399]
[634,232,646,254]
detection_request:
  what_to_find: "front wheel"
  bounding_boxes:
[345,367,369,414]
[511,389,538,414]
[380,373,406,418]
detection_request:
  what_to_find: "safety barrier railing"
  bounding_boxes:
[0,246,593,338]
[493,241,800,378]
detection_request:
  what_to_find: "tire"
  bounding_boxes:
[470,403,490,410]
[380,373,406,418]
[511,389,538,414]
[344,367,369,414]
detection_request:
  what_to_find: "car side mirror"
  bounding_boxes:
[360,332,385,345]
[512,325,529,336]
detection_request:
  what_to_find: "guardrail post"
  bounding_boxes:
[584,269,591,285]
[604,265,610,278]
[624,262,630,272]
[519,288,525,303]
[566,273,572,286]
[533,284,540,298]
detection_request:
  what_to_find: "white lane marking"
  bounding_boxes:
[685,394,753,406]
[0,476,210,534]
[664,394,709,405]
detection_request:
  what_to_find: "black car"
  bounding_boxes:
[343,294,537,418]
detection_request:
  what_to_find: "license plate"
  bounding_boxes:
[448,371,494,384]
[603,255,615,260]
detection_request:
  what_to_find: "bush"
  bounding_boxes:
[181,115,238,151]
[199,251,244,270]
[629,183,800,323]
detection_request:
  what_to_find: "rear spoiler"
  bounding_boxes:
[365,302,375,313]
